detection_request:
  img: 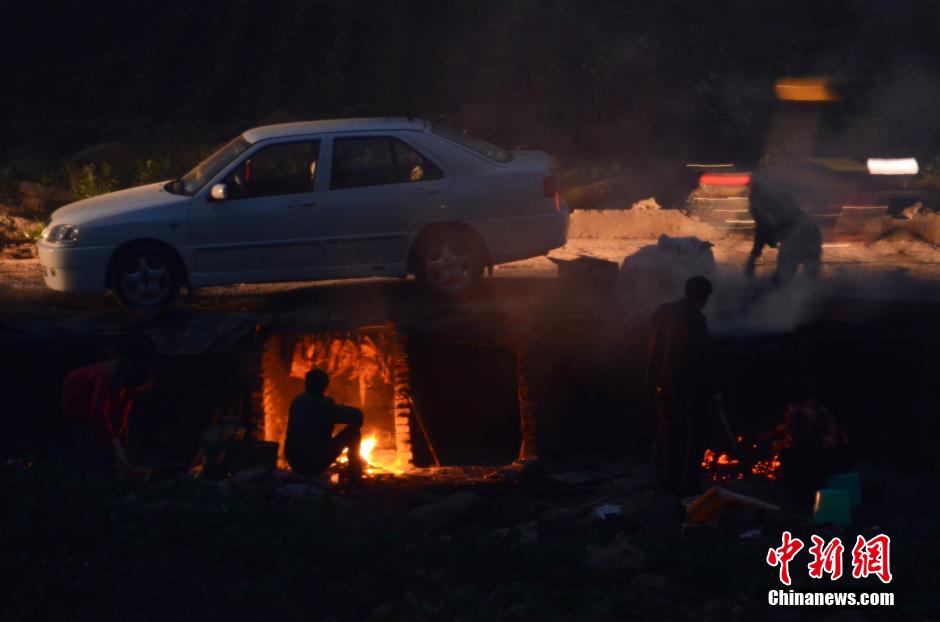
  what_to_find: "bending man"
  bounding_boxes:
[745,173,822,286]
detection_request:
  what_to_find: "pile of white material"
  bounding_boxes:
[617,235,718,313]
[568,200,727,240]
[888,204,940,245]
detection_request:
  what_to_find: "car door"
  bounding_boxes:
[189,139,324,281]
[321,135,450,272]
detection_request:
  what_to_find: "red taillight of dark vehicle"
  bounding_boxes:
[543,176,560,211]
[699,173,750,187]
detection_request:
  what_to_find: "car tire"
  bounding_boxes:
[415,231,484,297]
[110,242,181,309]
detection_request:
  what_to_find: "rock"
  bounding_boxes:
[409,491,486,527]
[492,491,543,524]
[536,507,589,542]
[588,536,647,572]
[628,572,676,595]
[627,490,684,532]
[548,469,611,486]
[495,521,538,545]
[593,503,623,520]
[231,465,273,483]
[277,483,325,498]
[597,464,660,497]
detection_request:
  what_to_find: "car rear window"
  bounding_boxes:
[431,126,513,163]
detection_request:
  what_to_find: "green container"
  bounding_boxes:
[824,472,861,506]
[813,488,852,525]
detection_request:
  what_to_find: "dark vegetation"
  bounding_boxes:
[5,0,940,197]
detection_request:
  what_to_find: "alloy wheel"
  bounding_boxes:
[424,241,474,292]
[120,255,170,306]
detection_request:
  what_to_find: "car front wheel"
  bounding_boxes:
[415,232,484,296]
[110,243,181,309]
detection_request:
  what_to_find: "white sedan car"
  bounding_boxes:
[37,118,569,308]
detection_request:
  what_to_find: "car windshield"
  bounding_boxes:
[175,136,251,195]
[431,125,513,163]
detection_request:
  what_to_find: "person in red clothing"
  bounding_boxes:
[62,358,152,476]
[770,398,853,495]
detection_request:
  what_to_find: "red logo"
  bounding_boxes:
[767,532,893,585]
[766,531,805,586]
[807,535,845,580]
[851,534,893,584]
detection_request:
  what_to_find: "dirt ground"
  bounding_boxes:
[5,213,940,323]
[4,209,939,621]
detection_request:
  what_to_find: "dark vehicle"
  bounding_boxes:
[685,78,938,240]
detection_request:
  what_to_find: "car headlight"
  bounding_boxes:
[42,224,80,244]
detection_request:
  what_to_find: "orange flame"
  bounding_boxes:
[336,431,403,475]
[700,449,739,468]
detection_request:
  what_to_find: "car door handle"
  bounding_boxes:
[288,200,317,208]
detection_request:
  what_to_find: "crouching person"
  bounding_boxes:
[62,358,153,477]
[285,369,363,483]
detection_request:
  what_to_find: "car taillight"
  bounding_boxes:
[699,173,750,186]
[544,176,560,211]
[543,175,556,197]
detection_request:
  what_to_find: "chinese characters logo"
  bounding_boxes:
[767,531,892,585]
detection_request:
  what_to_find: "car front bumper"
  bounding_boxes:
[36,240,111,293]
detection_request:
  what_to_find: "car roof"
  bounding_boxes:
[242,117,428,143]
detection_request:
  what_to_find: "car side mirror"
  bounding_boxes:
[210,183,229,201]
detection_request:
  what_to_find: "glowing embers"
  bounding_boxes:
[749,453,782,480]
[702,446,780,482]
[261,328,413,476]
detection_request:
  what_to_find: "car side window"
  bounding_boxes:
[225,140,320,199]
[393,139,443,182]
[331,137,443,190]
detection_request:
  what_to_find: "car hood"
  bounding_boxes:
[50,182,189,225]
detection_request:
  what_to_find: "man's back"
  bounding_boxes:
[284,392,362,465]
[646,299,710,399]
[285,393,334,463]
